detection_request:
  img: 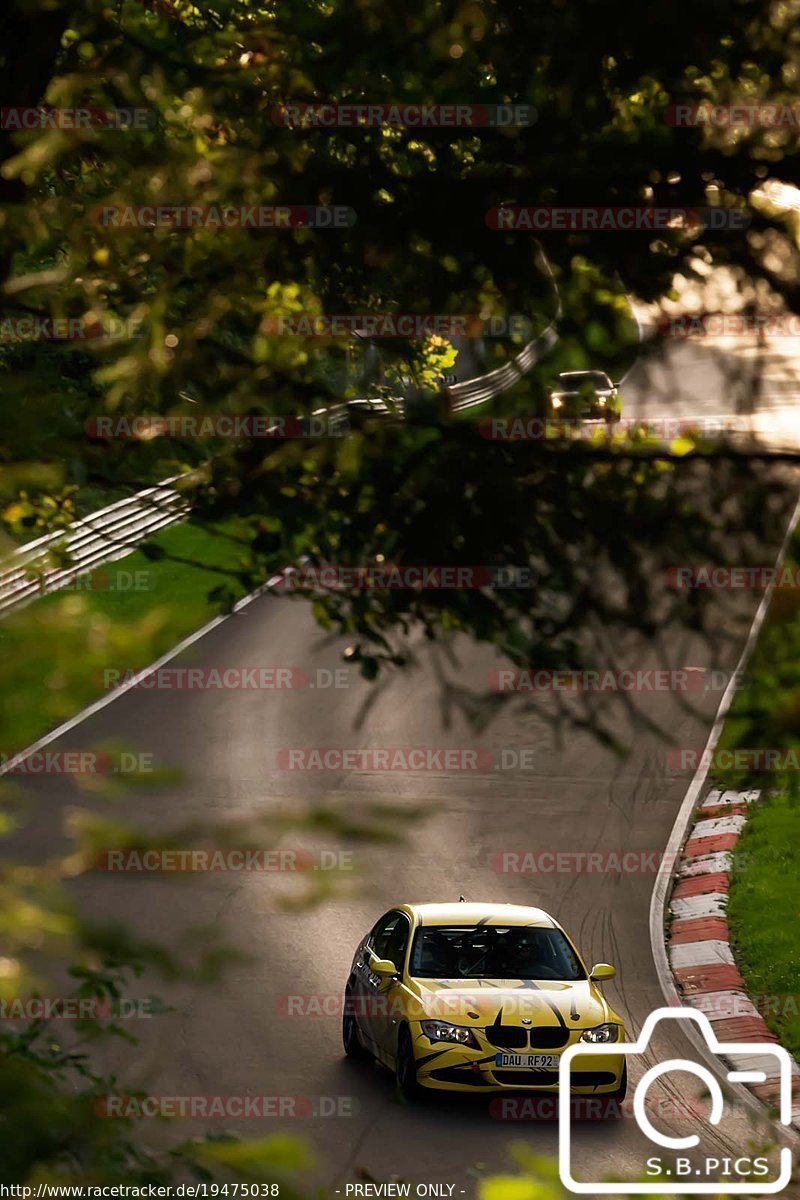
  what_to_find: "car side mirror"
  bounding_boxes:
[371,958,399,978]
[589,963,616,982]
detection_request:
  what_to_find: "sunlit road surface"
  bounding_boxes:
[6,326,800,1195]
[624,329,800,449]
[628,277,800,453]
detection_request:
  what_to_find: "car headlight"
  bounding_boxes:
[420,1019,479,1048]
[551,396,563,408]
[580,1023,620,1044]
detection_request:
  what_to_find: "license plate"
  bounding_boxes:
[494,1053,559,1069]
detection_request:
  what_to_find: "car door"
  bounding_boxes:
[370,911,412,1064]
[352,910,405,1055]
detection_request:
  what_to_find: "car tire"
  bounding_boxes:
[342,991,367,1060]
[395,1026,422,1101]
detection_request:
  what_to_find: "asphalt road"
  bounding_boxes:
[5,326,800,1195]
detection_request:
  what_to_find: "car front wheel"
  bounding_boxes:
[342,991,367,1059]
[395,1026,422,1101]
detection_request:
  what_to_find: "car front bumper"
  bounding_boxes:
[548,397,621,421]
[411,1028,626,1093]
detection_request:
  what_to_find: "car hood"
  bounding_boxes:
[405,977,610,1027]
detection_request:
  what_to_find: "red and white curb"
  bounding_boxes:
[667,787,800,1129]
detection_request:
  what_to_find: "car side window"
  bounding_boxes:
[382,913,411,971]
[369,911,411,968]
[369,911,402,959]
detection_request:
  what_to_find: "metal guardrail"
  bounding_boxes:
[0,477,188,617]
[0,311,558,618]
[448,319,558,411]
[342,313,559,416]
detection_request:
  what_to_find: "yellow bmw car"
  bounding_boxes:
[342,902,627,1100]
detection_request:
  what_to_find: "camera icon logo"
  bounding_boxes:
[558,1006,794,1194]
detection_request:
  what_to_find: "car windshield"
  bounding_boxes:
[409,924,586,981]
[558,371,611,389]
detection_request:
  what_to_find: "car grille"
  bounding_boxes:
[484,1024,528,1050]
[529,1027,569,1049]
[484,1025,569,1050]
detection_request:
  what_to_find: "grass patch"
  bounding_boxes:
[0,518,255,757]
[712,540,800,1057]
[727,793,800,1058]
[713,567,800,790]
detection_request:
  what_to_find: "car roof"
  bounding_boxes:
[399,902,556,927]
